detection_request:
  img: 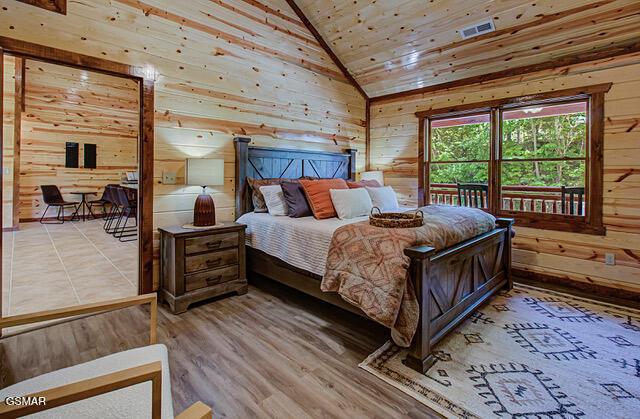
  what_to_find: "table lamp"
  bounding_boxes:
[186,158,224,227]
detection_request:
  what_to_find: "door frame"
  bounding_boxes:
[0,36,155,311]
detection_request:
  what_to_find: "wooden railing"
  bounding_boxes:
[430,183,584,214]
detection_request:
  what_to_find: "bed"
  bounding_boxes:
[234,137,514,373]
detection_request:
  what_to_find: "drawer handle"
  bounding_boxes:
[205,257,223,267]
[206,241,222,249]
[206,275,223,285]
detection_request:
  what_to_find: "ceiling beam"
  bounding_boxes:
[284,0,368,100]
[369,39,640,104]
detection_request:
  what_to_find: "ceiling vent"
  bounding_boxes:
[459,19,495,40]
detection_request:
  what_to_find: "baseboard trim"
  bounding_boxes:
[2,226,18,232]
[513,268,640,309]
[20,214,107,223]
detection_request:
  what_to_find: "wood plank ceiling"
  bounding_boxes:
[295,0,640,98]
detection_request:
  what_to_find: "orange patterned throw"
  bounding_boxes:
[322,205,496,346]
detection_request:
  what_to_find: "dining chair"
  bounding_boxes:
[112,187,137,241]
[39,185,80,224]
[88,185,115,218]
[103,185,121,233]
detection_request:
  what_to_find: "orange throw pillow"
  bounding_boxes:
[299,178,348,219]
[346,179,381,189]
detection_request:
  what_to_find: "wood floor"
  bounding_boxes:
[0,278,441,418]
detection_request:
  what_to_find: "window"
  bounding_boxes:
[416,84,610,234]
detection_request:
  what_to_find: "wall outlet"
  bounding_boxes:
[162,171,177,185]
[605,253,616,266]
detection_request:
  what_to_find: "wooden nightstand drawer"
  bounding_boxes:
[185,248,238,274]
[185,265,239,292]
[185,232,238,254]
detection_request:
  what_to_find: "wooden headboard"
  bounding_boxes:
[234,137,357,218]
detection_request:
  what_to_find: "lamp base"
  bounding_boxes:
[193,194,216,227]
[182,223,224,230]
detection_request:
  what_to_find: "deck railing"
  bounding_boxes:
[430,183,584,214]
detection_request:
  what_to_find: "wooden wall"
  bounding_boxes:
[370,53,640,293]
[0,0,366,287]
[2,55,15,229]
[19,60,139,221]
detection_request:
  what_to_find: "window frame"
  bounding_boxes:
[416,84,611,235]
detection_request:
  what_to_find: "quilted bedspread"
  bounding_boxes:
[321,205,496,346]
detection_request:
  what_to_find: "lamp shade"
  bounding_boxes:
[360,170,384,185]
[186,159,224,187]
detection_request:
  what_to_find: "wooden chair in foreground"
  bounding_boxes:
[0,294,211,419]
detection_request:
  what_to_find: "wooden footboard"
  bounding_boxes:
[403,218,514,373]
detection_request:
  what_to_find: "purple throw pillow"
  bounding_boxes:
[281,180,312,218]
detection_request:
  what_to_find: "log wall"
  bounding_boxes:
[370,53,640,293]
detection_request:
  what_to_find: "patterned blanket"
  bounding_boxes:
[321,205,496,346]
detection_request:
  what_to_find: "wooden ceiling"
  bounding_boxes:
[296,0,640,98]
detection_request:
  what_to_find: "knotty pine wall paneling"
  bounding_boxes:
[369,53,640,294]
[19,60,139,221]
[296,0,640,97]
[0,0,366,288]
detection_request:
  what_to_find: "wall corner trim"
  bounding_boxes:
[284,0,368,100]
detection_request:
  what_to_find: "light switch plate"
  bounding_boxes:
[605,253,615,266]
[163,171,177,185]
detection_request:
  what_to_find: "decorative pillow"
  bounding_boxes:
[329,188,372,219]
[247,178,283,213]
[366,185,399,211]
[347,179,382,189]
[299,178,348,219]
[281,181,312,218]
[259,185,288,216]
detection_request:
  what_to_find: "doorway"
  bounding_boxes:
[0,39,154,332]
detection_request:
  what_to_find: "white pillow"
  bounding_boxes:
[330,188,372,219]
[259,185,288,216]
[366,186,399,211]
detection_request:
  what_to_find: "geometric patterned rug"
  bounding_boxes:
[360,284,640,418]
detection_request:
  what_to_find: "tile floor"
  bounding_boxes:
[2,219,138,317]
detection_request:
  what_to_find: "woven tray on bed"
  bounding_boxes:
[369,207,424,228]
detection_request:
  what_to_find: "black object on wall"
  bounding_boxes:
[65,142,79,168]
[84,143,97,169]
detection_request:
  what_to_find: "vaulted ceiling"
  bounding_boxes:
[296,0,640,98]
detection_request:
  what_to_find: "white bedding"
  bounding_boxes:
[236,208,414,276]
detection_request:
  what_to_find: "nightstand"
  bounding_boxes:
[159,223,247,314]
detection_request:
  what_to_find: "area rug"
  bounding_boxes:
[359,284,640,418]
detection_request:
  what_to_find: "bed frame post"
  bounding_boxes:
[403,245,437,373]
[495,218,515,290]
[234,137,251,218]
[345,148,357,181]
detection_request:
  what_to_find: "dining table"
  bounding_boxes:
[70,191,97,221]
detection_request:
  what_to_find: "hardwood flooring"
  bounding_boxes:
[0,278,441,418]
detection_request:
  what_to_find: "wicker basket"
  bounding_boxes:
[369,207,424,228]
